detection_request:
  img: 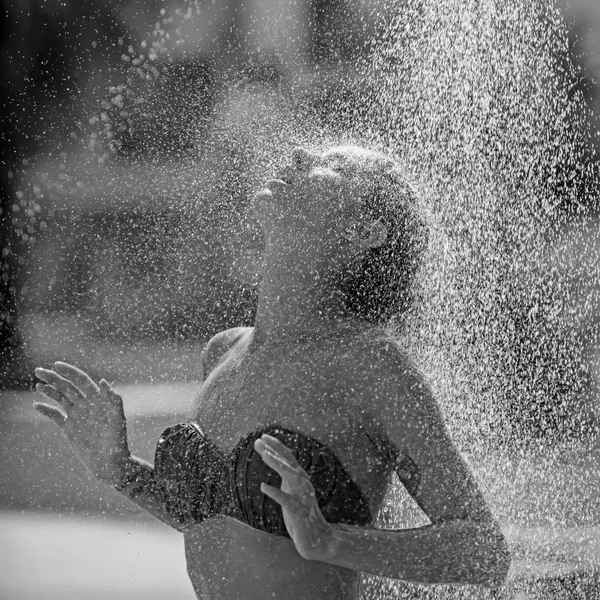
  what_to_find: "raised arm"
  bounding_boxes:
[255,345,510,588]
[34,362,181,531]
[33,328,250,531]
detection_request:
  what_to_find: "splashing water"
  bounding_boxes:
[349,0,600,598]
[13,0,600,598]
[355,0,599,448]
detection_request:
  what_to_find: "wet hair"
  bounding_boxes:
[325,146,429,324]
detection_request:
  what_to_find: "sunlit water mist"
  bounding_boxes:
[344,0,600,598]
[355,0,599,447]
[14,0,600,597]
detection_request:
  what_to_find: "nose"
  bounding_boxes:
[291,147,318,171]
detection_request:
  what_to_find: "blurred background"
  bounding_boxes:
[1,0,600,599]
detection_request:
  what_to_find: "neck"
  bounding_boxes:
[253,232,358,346]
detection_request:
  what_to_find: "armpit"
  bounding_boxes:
[361,419,421,497]
[394,452,421,498]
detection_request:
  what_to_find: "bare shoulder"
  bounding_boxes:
[342,331,429,400]
[201,327,252,380]
[341,332,442,439]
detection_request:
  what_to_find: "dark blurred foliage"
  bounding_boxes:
[0,0,373,387]
[545,20,600,218]
[307,0,371,64]
[25,207,257,341]
[118,60,216,159]
[1,0,141,385]
[497,16,600,445]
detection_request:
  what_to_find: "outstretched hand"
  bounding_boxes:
[254,434,334,561]
[34,362,130,485]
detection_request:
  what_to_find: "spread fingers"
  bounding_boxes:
[35,383,70,408]
[53,362,99,397]
[98,379,123,406]
[260,483,299,509]
[34,402,67,429]
[258,434,300,465]
[35,368,84,404]
[256,442,311,483]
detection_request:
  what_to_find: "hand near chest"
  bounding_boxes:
[254,433,336,561]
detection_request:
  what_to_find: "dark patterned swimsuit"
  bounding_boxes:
[154,423,374,535]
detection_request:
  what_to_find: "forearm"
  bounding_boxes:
[325,519,510,587]
[101,455,182,532]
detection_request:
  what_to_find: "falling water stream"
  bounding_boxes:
[352,1,600,598]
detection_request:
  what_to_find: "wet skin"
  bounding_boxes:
[182,148,507,597]
[184,326,393,599]
[35,147,509,600]
[183,322,505,598]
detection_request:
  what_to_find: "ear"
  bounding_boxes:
[341,219,388,249]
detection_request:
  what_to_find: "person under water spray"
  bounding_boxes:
[34,146,510,599]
